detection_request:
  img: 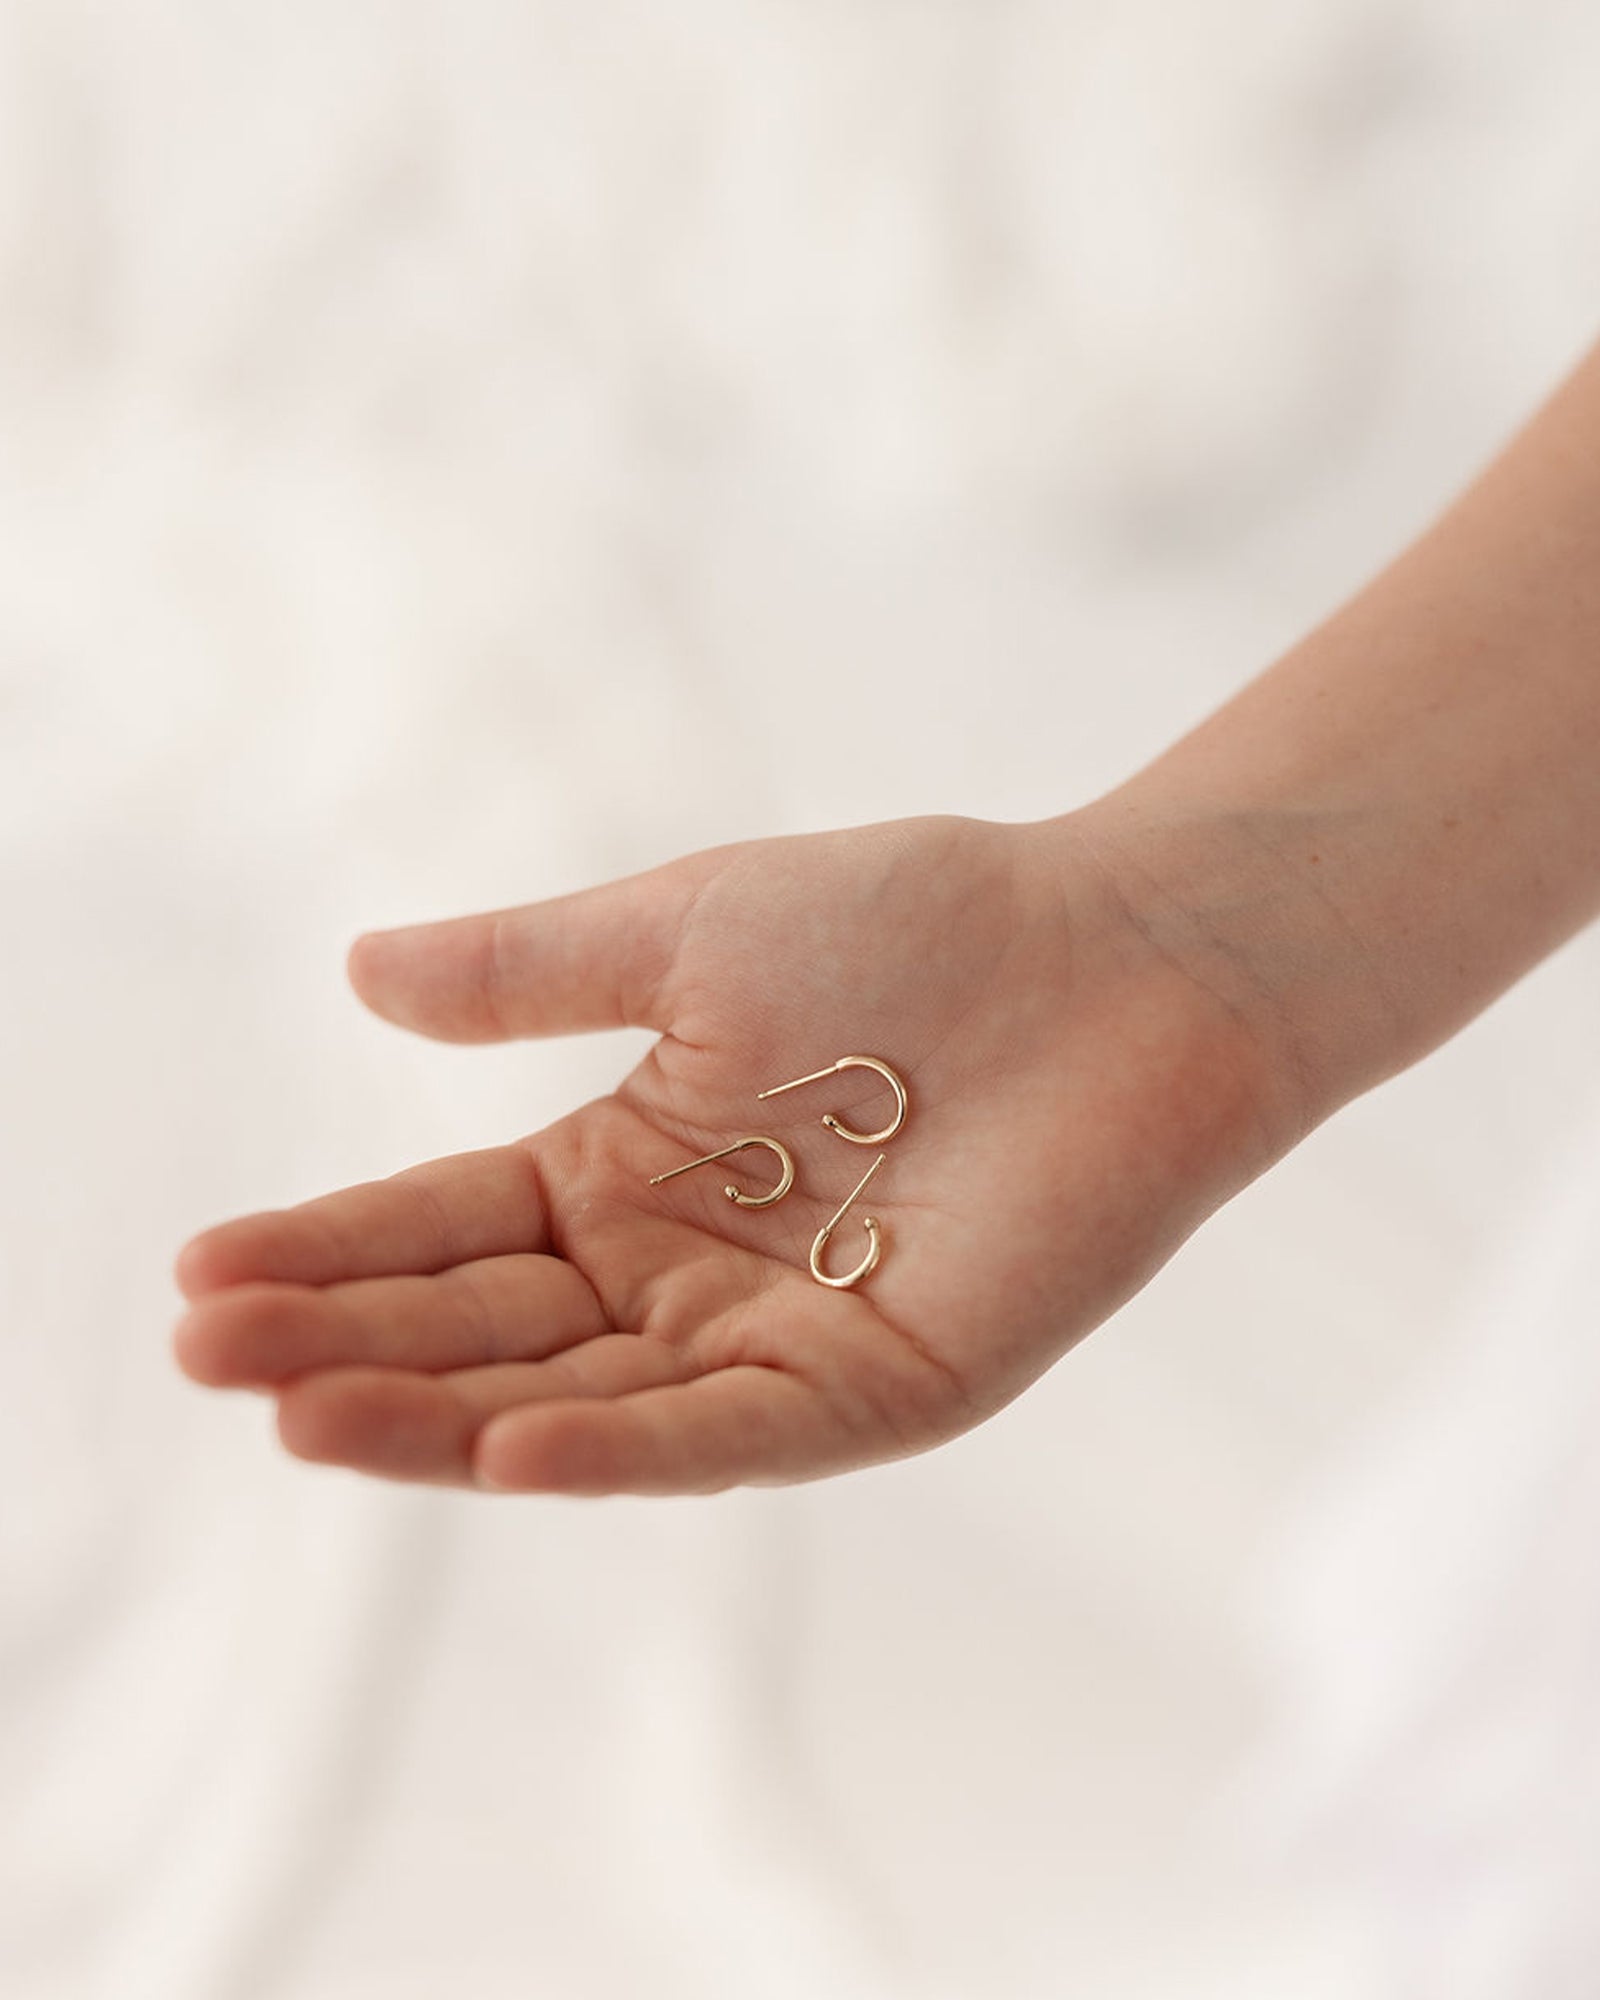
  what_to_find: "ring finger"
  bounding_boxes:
[173,1252,609,1387]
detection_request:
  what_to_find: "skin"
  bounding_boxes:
[172,336,1600,1497]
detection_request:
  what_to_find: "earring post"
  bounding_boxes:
[756,1064,840,1100]
[822,1151,887,1232]
[648,1142,740,1185]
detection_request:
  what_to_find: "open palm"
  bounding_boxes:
[173,812,1295,1494]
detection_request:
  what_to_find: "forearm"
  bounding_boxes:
[1058,335,1600,1132]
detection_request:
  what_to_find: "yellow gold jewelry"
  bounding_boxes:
[757,1055,908,1146]
[809,1152,887,1289]
[648,1136,796,1209]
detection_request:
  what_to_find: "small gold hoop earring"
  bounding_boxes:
[757,1055,909,1146]
[809,1153,887,1289]
[648,1136,796,1209]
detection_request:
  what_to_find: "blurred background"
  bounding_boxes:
[4,2,1600,1994]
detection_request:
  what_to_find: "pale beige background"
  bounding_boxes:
[3,3,1599,1995]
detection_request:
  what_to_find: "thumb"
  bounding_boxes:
[345,850,721,1044]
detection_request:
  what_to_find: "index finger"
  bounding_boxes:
[173,1140,550,1299]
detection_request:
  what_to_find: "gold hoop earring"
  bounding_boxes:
[648,1136,796,1209]
[757,1055,908,1146]
[809,1153,887,1289]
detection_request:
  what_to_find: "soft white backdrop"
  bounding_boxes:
[3,3,1599,1995]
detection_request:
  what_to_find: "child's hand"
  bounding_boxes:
[171,812,1295,1495]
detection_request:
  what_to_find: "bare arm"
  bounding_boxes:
[1068,335,1600,1130]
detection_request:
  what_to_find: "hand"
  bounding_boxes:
[171,811,1300,1495]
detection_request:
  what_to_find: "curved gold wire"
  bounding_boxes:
[757,1054,908,1146]
[808,1153,887,1289]
[648,1135,796,1209]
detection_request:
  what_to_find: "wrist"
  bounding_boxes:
[1034,787,1410,1146]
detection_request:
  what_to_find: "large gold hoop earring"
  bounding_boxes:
[647,1135,796,1209]
[808,1153,887,1289]
[757,1055,908,1146]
